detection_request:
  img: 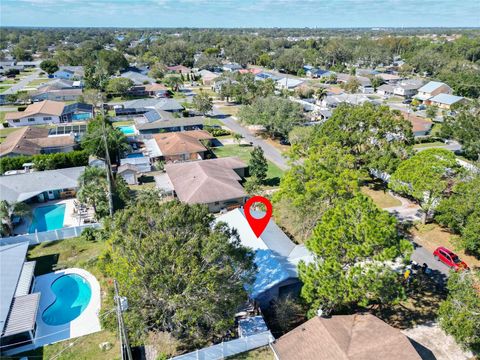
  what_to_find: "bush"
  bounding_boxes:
[414,136,444,144]
[17,106,27,112]
[204,126,230,137]
[0,150,88,174]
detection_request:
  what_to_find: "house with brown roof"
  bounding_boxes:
[150,130,213,162]
[0,126,76,158]
[161,157,247,212]
[167,65,192,74]
[401,112,433,137]
[272,314,422,360]
[126,83,169,98]
[4,100,93,127]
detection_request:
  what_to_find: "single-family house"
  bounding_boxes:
[121,98,184,115]
[306,68,333,79]
[118,71,155,85]
[322,93,371,108]
[377,84,395,97]
[222,63,242,72]
[255,72,281,82]
[135,112,206,135]
[377,79,424,98]
[0,126,76,158]
[53,66,84,80]
[126,83,169,98]
[198,70,220,86]
[427,93,466,109]
[415,81,452,102]
[16,60,41,68]
[216,208,314,306]
[238,68,262,75]
[272,314,422,360]
[276,77,304,90]
[149,130,212,162]
[5,101,93,127]
[0,166,84,203]
[336,74,373,93]
[167,65,192,74]
[160,157,247,212]
[376,73,402,84]
[31,79,83,102]
[0,242,40,352]
[401,112,433,137]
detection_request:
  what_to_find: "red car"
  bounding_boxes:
[433,246,469,271]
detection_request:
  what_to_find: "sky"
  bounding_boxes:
[1,0,479,28]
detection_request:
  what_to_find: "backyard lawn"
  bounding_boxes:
[204,117,224,127]
[227,346,275,360]
[26,78,49,87]
[213,144,284,187]
[0,85,11,93]
[9,237,120,360]
[360,186,402,208]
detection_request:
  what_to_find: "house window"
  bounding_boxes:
[13,119,20,123]
[43,117,52,121]
[28,118,35,122]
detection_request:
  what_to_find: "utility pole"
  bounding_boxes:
[99,96,114,218]
[114,279,133,360]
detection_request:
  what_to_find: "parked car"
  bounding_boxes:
[433,246,469,271]
[418,104,426,110]
[402,99,412,104]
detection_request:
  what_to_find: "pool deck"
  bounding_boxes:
[4,268,102,356]
[15,198,81,235]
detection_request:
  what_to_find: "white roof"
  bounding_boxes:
[276,78,304,89]
[216,208,313,298]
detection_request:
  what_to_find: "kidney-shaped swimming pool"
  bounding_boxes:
[42,273,92,326]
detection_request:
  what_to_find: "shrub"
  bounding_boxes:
[0,150,88,174]
[204,126,230,137]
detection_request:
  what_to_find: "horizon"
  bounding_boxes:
[1,0,479,28]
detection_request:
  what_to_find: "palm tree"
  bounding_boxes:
[77,167,109,218]
[0,200,31,237]
[165,75,183,92]
[315,87,328,102]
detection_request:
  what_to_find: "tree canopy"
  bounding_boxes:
[299,194,412,316]
[442,105,480,160]
[435,175,480,256]
[106,77,134,95]
[99,197,256,348]
[438,270,480,352]
[249,146,268,183]
[238,96,305,139]
[298,103,414,174]
[192,90,213,115]
[39,59,59,75]
[389,148,461,223]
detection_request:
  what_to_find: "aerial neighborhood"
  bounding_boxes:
[0,8,479,360]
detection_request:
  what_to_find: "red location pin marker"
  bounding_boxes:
[244,196,272,238]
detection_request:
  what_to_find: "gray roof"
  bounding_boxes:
[0,242,29,334]
[0,166,85,202]
[123,98,184,112]
[135,116,205,131]
[2,293,40,337]
[418,81,450,94]
[429,93,465,105]
[119,71,155,85]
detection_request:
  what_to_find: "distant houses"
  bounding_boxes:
[4,100,93,127]
[53,66,84,80]
[415,81,452,102]
[118,71,155,85]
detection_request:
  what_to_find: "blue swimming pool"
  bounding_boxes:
[29,204,66,233]
[118,125,135,135]
[126,152,144,158]
[42,274,92,326]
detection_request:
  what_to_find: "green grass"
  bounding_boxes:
[112,120,134,127]
[204,117,224,126]
[0,85,11,93]
[213,144,284,187]
[0,126,20,137]
[361,186,401,209]
[7,237,121,360]
[26,78,49,87]
[227,346,274,360]
[413,141,446,149]
[0,79,17,84]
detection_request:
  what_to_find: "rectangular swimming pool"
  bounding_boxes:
[118,125,135,135]
[29,204,66,233]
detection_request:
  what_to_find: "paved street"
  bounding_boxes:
[3,69,42,95]
[212,106,289,170]
[415,140,462,153]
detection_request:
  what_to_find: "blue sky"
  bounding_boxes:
[1,0,479,28]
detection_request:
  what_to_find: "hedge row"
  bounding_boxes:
[0,150,89,174]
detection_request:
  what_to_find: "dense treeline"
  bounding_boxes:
[1,28,479,96]
[0,150,88,174]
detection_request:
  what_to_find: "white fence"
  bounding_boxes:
[170,331,274,360]
[0,223,101,246]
